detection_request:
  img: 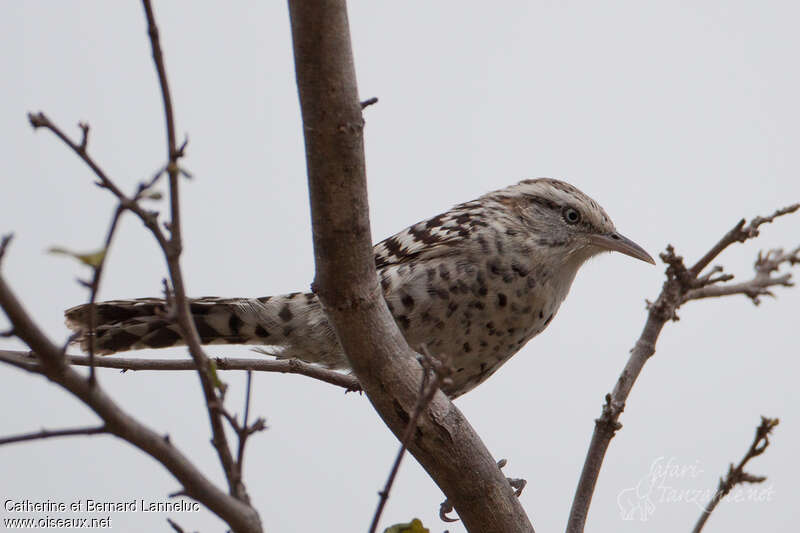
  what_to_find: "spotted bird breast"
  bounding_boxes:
[379,249,564,397]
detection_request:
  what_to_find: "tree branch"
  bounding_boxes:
[26,112,169,251]
[0,350,361,391]
[0,425,108,446]
[0,270,261,533]
[689,204,800,276]
[0,350,40,373]
[368,352,453,533]
[0,234,13,263]
[140,0,245,503]
[288,1,534,531]
[692,417,779,533]
[566,207,798,533]
[8,3,261,529]
[685,247,799,304]
[166,517,187,533]
[82,204,125,384]
[216,370,267,495]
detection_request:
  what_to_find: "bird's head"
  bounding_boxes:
[487,178,655,266]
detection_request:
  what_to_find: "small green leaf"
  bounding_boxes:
[48,246,107,268]
[143,190,163,200]
[208,359,228,394]
[384,518,429,533]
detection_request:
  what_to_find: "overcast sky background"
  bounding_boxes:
[2,2,799,532]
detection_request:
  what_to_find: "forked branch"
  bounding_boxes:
[140,0,244,501]
[0,261,261,532]
[567,205,798,533]
[1,1,262,530]
[692,417,779,533]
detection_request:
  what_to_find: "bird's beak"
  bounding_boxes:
[589,232,656,265]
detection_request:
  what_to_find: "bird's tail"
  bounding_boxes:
[64,293,341,366]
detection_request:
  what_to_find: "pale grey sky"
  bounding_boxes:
[2,2,799,532]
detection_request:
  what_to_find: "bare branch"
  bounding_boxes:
[135,164,167,200]
[288,2,534,531]
[81,205,125,385]
[214,370,267,497]
[14,3,259,529]
[369,351,452,533]
[686,246,799,304]
[0,233,13,264]
[360,97,379,109]
[27,112,169,251]
[0,350,362,391]
[690,203,800,276]
[0,350,40,373]
[567,207,799,533]
[692,417,779,533]
[77,121,89,152]
[166,517,187,533]
[0,272,261,532]
[140,0,245,503]
[0,425,107,446]
[235,370,264,471]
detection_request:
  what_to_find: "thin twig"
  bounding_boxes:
[690,204,800,276]
[220,370,267,493]
[0,234,13,264]
[0,425,107,446]
[368,351,452,533]
[135,166,166,200]
[9,4,261,531]
[84,205,125,385]
[0,274,262,532]
[692,417,779,533]
[360,97,379,109]
[685,246,799,304]
[237,370,253,468]
[566,207,799,533]
[166,518,186,533]
[0,350,362,391]
[27,112,169,250]
[141,0,243,502]
[77,122,89,152]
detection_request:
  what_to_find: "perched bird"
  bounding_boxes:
[66,178,654,398]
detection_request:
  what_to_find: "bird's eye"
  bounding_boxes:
[562,207,581,225]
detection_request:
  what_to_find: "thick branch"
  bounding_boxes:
[288,2,533,531]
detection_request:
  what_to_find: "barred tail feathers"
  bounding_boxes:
[64,293,343,367]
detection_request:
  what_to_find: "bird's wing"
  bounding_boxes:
[373,203,486,269]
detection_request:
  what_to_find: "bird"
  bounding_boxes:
[65,178,654,398]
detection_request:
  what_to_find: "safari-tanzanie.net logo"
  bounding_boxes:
[617,456,774,521]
